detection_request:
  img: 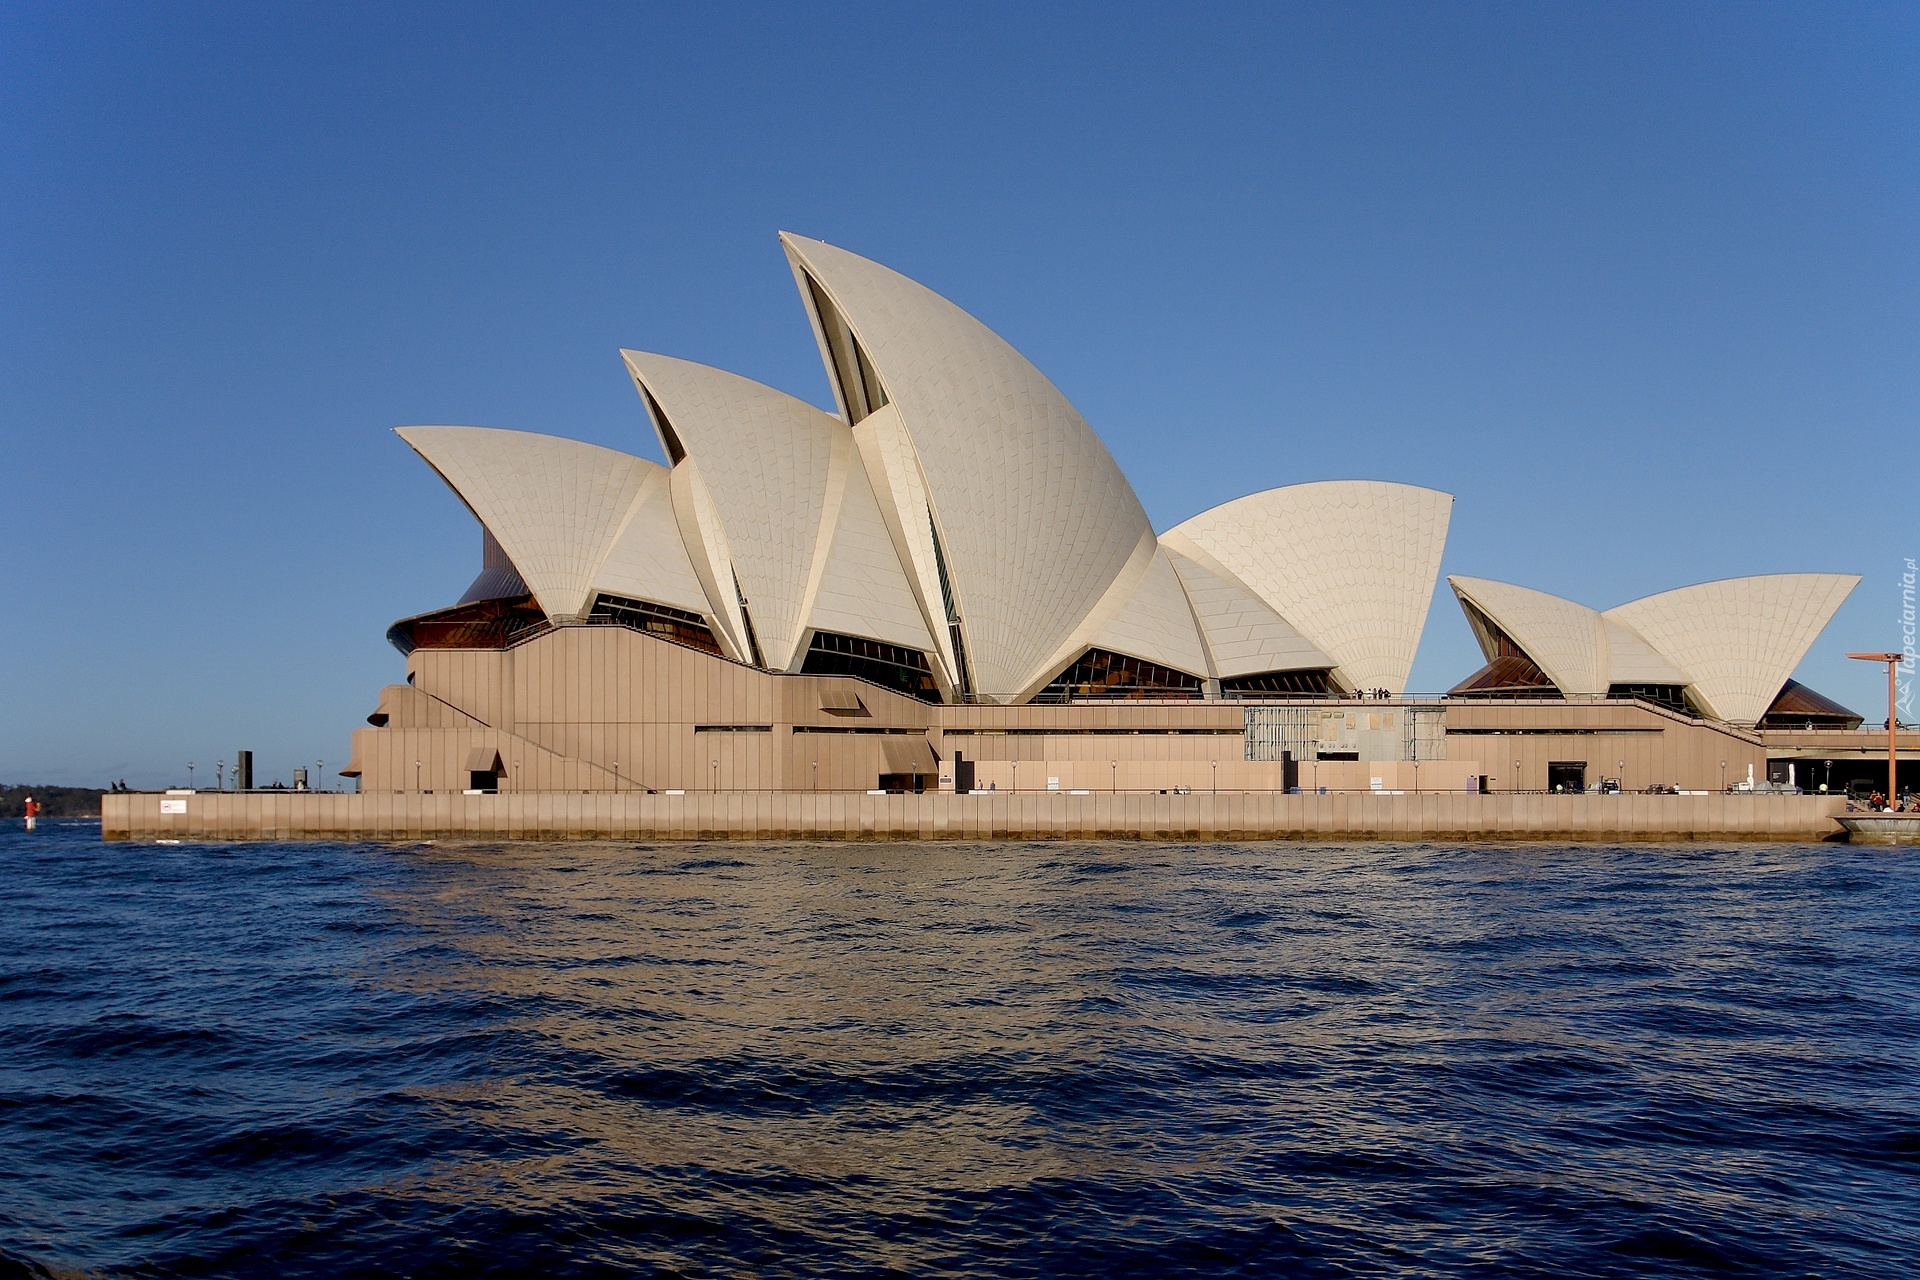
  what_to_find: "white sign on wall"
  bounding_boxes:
[160,799,187,814]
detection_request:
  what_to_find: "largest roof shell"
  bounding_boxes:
[780,233,1154,702]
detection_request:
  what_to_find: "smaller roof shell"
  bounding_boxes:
[397,426,662,621]
[1448,576,1608,696]
[621,351,844,671]
[1163,546,1334,680]
[1163,481,1453,694]
[1448,571,1859,725]
[1603,573,1859,724]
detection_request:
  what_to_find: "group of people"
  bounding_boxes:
[1850,791,1917,813]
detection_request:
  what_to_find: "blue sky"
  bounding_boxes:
[3,2,1914,788]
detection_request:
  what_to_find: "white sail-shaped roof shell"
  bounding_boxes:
[621,351,845,671]
[781,232,1153,702]
[622,350,938,672]
[397,426,662,622]
[1164,547,1335,680]
[1162,481,1453,694]
[1086,546,1211,680]
[1603,574,1859,724]
[1449,576,1608,695]
[1601,618,1688,686]
[803,430,941,659]
[592,466,712,618]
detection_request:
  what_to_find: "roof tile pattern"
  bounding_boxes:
[594,467,712,616]
[1601,619,1688,685]
[667,458,751,659]
[397,426,657,621]
[1164,481,1453,694]
[1603,574,1859,724]
[621,352,840,671]
[1164,547,1334,679]
[1090,547,1212,678]
[782,233,1152,702]
[1448,576,1605,695]
[850,404,959,682]
[806,436,940,656]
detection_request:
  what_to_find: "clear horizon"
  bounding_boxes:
[3,2,1914,788]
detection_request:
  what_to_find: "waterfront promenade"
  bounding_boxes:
[103,790,1852,843]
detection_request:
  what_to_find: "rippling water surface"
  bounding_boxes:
[3,821,1917,1277]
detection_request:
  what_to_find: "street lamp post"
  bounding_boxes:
[316,760,324,794]
[414,760,422,792]
[811,761,818,793]
[216,762,225,791]
[1719,760,1727,792]
[1514,760,1521,793]
[1111,760,1117,794]
[188,762,195,790]
[1847,652,1905,808]
[1211,760,1217,795]
[1618,759,1626,793]
[711,760,718,793]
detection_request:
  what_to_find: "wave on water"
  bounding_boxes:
[2,824,1917,1277]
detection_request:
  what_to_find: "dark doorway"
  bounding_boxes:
[878,773,931,794]
[953,754,976,795]
[1548,761,1586,794]
[469,770,499,792]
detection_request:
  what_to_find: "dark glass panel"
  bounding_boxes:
[1220,669,1334,699]
[1606,683,1697,716]
[1032,649,1203,703]
[586,594,724,656]
[801,631,942,704]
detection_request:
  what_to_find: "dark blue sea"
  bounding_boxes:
[3,820,1917,1278]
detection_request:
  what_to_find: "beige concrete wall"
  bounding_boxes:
[351,626,1873,799]
[105,790,1852,843]
[960,757,1488,795]
[1445,697,1767,792]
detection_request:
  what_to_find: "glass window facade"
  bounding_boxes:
[1606,683,1697,716]
[1033,649,1203,703]
[586,594,723,655]
[1220,669,1335,699]
[800,631,942,703]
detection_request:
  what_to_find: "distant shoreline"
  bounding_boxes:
[3,785,106,819]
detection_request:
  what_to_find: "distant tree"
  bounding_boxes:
[1,785,109,818]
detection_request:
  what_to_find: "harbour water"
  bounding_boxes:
[3,820,1916,1277]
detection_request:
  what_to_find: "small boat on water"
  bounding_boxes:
[1836,814,1920,845]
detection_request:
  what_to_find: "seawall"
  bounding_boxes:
[103,791,1854,843]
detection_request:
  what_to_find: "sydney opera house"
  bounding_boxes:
[342,233,1882,799]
